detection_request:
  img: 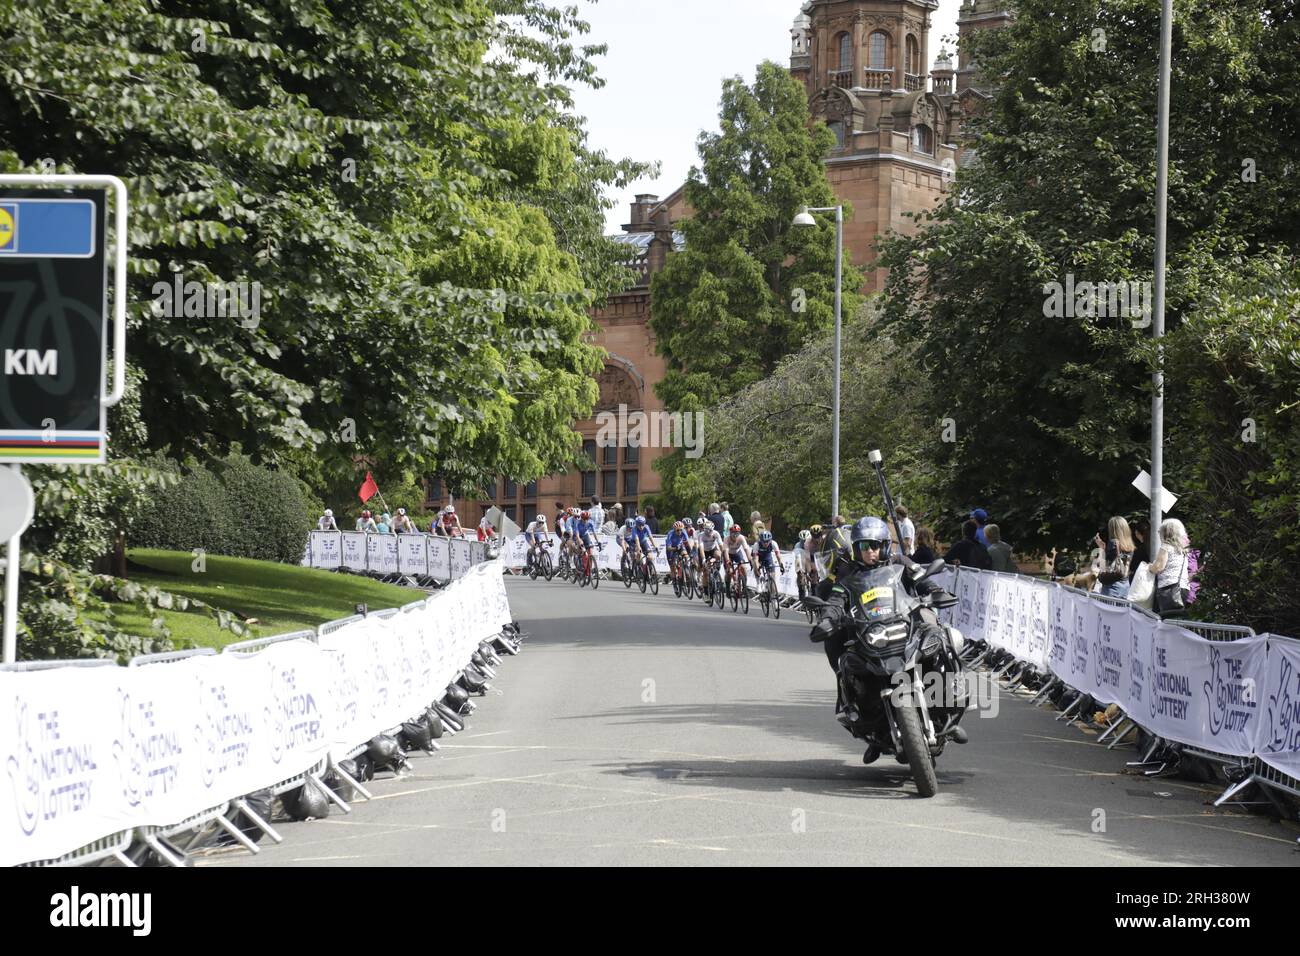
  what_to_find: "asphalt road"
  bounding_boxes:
[205,574,1300,867]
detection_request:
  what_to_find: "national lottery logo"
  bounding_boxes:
[1265,655,1300,755]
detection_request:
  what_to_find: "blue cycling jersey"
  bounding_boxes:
[634,526,654,547]
[576,519,597,538]
[666,529,688,550]
[756,540,779,565]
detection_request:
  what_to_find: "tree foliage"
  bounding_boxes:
[649,61,863,413]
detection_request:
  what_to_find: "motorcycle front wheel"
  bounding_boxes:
[894,702,939,798]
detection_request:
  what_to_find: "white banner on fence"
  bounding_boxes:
[1252,636,1300,776]
[368,534,399,575]
[397,534,429,577]
[310,530,342,569]
[448,538,471,579]
[340,532,368,573]
[1,560,515,866]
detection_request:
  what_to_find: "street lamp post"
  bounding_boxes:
[793,204,844,519]
[1150,0,1173,563]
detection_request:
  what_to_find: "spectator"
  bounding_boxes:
[644,506,660,534]
[943,519,992,569]
[1149,518,1192,614]
[610,503,624,529]
[1094,516,1136,599]
[376,512,392,534]
[750,511,764,537]
[589,496,605,529]
[477,514,495,542]
[895,505,915,556]
[391,507,416,534]
[707,502,727,535]
[1128,517,1151,584]
[600,513,617,536]
[317,508,339,531]
[832,514,847,528]
[970,509,990,546]
[912,526,937,565]
[984,524,1016,573]
[719,501,734,532]
[355,509,377,533]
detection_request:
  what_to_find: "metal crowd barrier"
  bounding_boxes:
[223,629,317,653]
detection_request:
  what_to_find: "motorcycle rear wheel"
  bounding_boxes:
[894,702,939,798]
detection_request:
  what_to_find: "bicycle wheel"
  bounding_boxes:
[590,554,600,589]
[648,560,659,595]
[671,561,681,598]
[730,575,739,612]
[741,586,749,615]
[542,551,555,581]
[638,560,648,593]
[772,581,780,619]
[714,570,727,612]
[759,573,770,617]
[685,564,696,600]
[621,554,633,588]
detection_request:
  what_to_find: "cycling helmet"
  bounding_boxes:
[809,524,823,535]
[535,515,545,524]
[759,531,773,543]
[625,518,635,530]
[850,515,891,566]
[324,509,333,517]
[673,520,684,531]
[445,505,454,515]
[730,524,742,533]
[397,507,406,515]
[581,510,590,520]
[798,529,811,542]
[635,516,646,527]
[361,510,371,518]
[683,517,694,528]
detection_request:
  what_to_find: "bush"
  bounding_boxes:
[131,453,311,563]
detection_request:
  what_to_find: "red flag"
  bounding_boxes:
[358,472,378,503]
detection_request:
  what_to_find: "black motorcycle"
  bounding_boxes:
[804,558,968,797]
[802,448,970,797]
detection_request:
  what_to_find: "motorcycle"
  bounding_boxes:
[802,449,969,797]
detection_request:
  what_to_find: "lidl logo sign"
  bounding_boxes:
[0,204,14,250]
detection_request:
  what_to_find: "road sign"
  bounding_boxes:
[1132,468,1178,514]
[0,188,108,463]
[0,467,33,541]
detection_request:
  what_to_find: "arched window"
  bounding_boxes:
[868,32,888,69]
[912,123,933,154]
[836,32,852,71]
[906,36,919,74]
[828,120,846,148]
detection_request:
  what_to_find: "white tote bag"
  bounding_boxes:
[1128,561,1155,608]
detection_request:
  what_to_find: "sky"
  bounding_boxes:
[566,0,963,233]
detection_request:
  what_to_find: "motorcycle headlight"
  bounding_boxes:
[865,620,908,647]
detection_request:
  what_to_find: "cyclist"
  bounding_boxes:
[793,528,817,596]
[575,510,601,574]
[682,517,702,568]
[665,520,691,583]
[355,510,377,533]
[754,530,785,599]
[697,518,723,576]
[633,515,660,576]
[317,509,339,531]
[723,524,754,592]
[524,514,549,572]
[618,517,640,559]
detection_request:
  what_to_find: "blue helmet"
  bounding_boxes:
[635,516,646,527]
[625,518,634,530]
[759,531,773,543]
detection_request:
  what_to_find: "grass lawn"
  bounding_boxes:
[113,549,421,649]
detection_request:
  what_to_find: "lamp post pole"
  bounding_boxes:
[1150,0,1173,561]
[793,205,844,520]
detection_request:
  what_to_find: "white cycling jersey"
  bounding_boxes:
[697,527,722,551]
[725,535,751,560]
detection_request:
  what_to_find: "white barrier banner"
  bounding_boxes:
[449,538,471,579]
[341,532,368,572]
[1025,578,1051,672]
[397,534,429,577]
[504,534,531,569]
[428,535,451,580]
[777,553,801,599]
[1255,637,1300,776]
[310,530,342,569]
[598,535,622,572]
[1086,599,1132,707]
[651,536,670,575]
[368,534,399,575]
[1048,584,1072,676]
[1133,623,1265,757]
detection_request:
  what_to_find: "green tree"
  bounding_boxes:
[649,60,862,412]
